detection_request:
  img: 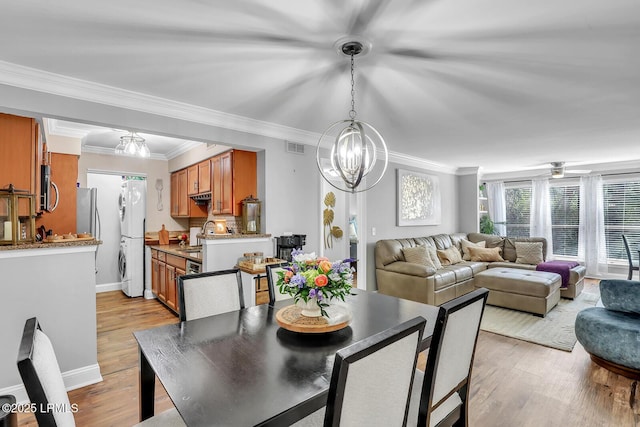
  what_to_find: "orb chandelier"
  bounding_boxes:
[115,131,150,158]
[316,40,388,193]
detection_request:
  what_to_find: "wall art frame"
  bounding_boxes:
[396,168,441,226]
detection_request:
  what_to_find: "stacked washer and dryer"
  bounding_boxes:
[118,179,146,297]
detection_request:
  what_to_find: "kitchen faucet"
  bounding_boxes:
[201,220,215,237]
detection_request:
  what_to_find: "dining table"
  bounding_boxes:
[134,289,439,426]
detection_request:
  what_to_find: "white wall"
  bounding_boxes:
[78,153,186,232]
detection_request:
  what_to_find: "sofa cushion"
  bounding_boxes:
[504,237,548,263]
[458,261,489,275]
[431,269,457,291]
[600,280,640,315]
[467,232,504,250]
[468,246,504,262]
[487,261,535,271]
[515,241,544,265]
[437,246,462,266]
[461,239,486,261]
[442,264,473,282]
[427,246,442,269]
[431,234,454,250]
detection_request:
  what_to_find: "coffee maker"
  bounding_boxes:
[276,234,306,261]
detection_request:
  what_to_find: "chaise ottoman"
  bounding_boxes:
[535,261,586,299]
[474,268,562,317]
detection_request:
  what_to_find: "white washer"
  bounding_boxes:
[119,236,144,297]
[119,179,146,238]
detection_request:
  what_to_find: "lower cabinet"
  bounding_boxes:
[150,249,186,316]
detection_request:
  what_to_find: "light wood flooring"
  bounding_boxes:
[18,279,639,426]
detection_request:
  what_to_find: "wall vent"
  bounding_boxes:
[285,141,305,155]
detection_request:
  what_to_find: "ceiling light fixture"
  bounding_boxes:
[550,162,565,179]
[115,131,150,158]
[316,40,388,193]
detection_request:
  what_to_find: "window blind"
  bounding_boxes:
[549,185,580,256]
[603,180,640,261]
[505,187,531,237]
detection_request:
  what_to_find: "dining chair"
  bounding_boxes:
[407,288,489,427]
[293,316,426,427]
[177,268,244,321]
[17,317,185,427]
[265,262,292,305]
[621,235,639,280]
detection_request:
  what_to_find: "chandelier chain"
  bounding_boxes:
[349,53,356,120]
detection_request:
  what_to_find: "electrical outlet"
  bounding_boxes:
[371,227,376,236]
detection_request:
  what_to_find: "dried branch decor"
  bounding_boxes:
[323,192,343,249]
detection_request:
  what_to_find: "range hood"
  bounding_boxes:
[190,192,211,205]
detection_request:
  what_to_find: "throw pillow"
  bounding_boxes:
[460,239,486,261]
[402,246,436,269]
[426,245,442,269]
[468,246,505,262]
[436,246,463,266]
[515,242,544,265]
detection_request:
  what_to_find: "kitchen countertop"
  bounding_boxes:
[199,233,271,240]
[147,244,202,263]
[0,239,101,250]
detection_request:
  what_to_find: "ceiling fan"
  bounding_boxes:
[548,162,591,178]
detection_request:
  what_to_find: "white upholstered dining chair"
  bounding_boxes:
[17,317,185,427]
[177,268,244,321]
[265,262,292,305]
[293,316,426,427]
[407,288,489,427]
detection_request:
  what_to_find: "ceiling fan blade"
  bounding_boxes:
[347,0,392,34]
[566,169,592,174]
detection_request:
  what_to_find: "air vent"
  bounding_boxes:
[285,141,305,155]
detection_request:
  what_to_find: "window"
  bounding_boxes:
[505,186,531,238]
[603,179,640,261]
[549,184,580,256]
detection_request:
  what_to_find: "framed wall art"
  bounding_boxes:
[397,169,441,226]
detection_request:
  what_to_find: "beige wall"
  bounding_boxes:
[78,153,186,232]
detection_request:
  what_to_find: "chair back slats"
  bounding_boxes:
[17,317,76,427]
[325,316,426,427]
[178,269,244,321]
[418,288,489,427]
[266,262,292,305]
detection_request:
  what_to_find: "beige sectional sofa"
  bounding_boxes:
[374,232,585,314]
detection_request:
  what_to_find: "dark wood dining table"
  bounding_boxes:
[134,289,439,426]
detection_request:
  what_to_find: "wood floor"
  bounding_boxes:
[18,279,639,426]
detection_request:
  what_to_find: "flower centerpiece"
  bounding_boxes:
[277,249,354,318]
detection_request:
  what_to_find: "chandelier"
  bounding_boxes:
[115,131,150,158]
[316,40,388,193]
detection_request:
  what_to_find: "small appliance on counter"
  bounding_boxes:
[275,234,306,261]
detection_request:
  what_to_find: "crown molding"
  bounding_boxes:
[81,145,167,161]
[387,151,458,174]
[0,60,320,145]
[456,166,481,176]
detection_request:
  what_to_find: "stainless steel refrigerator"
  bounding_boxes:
[77,187,101,273]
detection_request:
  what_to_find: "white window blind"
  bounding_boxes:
[603,179,640,261]
[549,184,580,256]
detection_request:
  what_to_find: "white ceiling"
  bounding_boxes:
[1,0,639,173]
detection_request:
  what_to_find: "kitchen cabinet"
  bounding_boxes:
[255,276,270,305]
[0,113,43,213]
[170,169,207,218]
[187,160,211,196]
[151,251,187,315]
[211,150,256,216]
[35,153,78,235]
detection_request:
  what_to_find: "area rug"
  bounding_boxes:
[480,292,600,351]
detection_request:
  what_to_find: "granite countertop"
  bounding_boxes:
[0,239,102,250]
[199,233,272,240]
[147,244,203,262]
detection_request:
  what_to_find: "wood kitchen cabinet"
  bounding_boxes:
[151,249,187,316]
[211,150,256,216]
[170,169,207,218]
[35,153,78,235]
[0,113,43,212]
[187,160,211,196]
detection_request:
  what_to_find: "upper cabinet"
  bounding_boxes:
[0,113,43,214]
[171,149,256,219]
[211,150,256,216]
[187,159,211,196]
[170,168,208,218]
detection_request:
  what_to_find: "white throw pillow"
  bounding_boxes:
[515,241,544,265]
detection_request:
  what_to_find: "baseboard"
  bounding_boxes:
[0,364,103,404]
[96,281,122,293]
